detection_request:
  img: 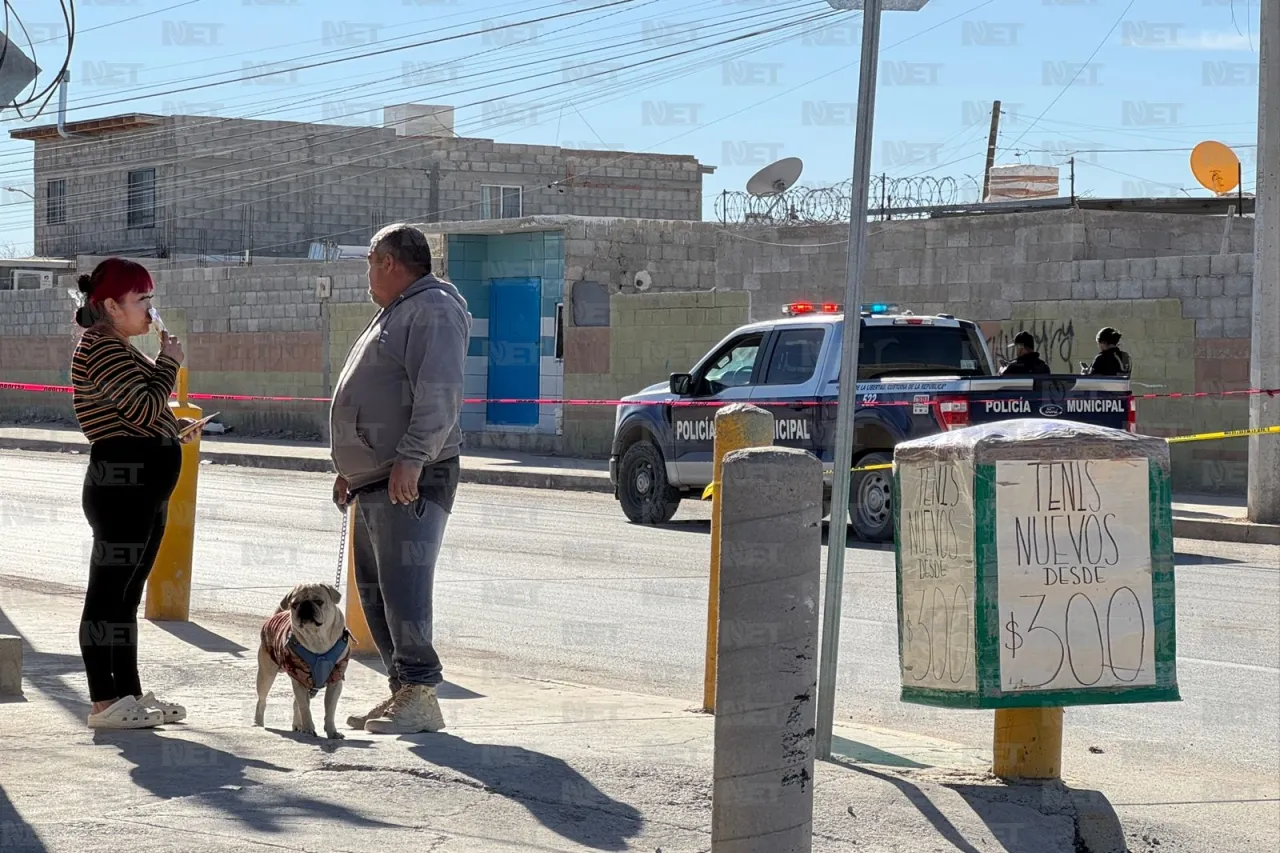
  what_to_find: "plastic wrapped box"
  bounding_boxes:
[892,418,1180,709]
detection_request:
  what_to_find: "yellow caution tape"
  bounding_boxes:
[1165,424,1280,444]
[699,424,1279,500]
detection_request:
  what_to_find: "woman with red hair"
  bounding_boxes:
[70,257,203,729]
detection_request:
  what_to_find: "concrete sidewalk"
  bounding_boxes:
[3,424,1277,545]
[0,574,1101,853]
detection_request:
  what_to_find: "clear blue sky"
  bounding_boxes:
[0,0,1264,254]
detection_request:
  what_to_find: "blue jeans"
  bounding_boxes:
[351,487,453,690]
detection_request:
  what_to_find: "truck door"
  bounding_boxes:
[750,325,827,455]
[671,330,767,485]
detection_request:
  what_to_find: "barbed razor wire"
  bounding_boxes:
[715,173,984,225]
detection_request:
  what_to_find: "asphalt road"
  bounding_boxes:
[3,449,1278,849]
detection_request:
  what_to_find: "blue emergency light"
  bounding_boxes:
[861,303,900,314]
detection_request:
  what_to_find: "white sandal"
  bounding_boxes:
[87,696,163,730]
[135,691,186,724]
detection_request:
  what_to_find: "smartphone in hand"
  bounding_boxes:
[179,412,220,439]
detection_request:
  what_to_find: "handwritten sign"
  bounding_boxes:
[897,459,977,692]
[994,459,1156,692]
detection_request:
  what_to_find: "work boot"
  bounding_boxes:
[346,693,396,730]
[363,684,446,734]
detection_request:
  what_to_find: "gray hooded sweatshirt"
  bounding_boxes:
[330,274,472,492]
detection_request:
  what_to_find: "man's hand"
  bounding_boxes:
[388,459,424,505]
[333,475,350,510]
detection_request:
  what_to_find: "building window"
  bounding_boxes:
[46,179,66,225]
[480,184,521,219]
[127,168,156,229]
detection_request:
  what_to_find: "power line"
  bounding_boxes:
[62,0,644,114]
[1,0,75,121]
[3,6,835,238]
[0,2,821,230]
[1000,0,1138,158]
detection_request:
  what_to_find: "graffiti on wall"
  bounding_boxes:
[986,319,1077,370]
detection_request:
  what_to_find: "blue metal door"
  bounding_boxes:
[487,277,541,426]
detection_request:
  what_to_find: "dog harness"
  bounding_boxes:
[261,610,354,698]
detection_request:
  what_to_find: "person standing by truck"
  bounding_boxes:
[1000,331,1051,375]
[1084,327,1132,376]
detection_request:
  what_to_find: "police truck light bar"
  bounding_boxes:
[783,301,841,316]
[781,302,903,316]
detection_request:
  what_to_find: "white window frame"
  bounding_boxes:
[480,184,522,219]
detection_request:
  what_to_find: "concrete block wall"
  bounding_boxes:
[0,260,374,439]
[23,115,708,259]
[716,208,1254,321]
[562,290,750,458]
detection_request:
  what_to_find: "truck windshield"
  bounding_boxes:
[857,323,992,379]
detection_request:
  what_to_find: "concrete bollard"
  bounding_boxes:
[145,367,202,622]
[712,445,824,853]
[0,635,22,697]
[704,403,776,713]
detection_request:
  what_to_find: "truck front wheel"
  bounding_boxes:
[848,452,894,542]
[618,440,681,524]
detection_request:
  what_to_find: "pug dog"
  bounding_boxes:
[254,583,353,740]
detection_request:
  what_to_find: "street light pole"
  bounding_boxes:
[814,0,932,763]
[1249,0,1280,524]
[815,0,873,763]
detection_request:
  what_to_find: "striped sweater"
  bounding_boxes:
[71,327,181,442]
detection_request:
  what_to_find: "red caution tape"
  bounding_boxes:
[0,381,1276,408]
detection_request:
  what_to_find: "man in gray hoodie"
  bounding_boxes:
[330,222,471,735]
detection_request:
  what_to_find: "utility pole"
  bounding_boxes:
[982,100,1001,202]
[1250,0,1280,524]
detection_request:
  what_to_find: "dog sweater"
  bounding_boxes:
[261,610,353,697]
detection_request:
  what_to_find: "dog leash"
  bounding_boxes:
[335,506,349,589]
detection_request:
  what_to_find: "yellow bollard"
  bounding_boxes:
[343,502,378,657]
[993,707,1064,781]
[145,367,202,622]
[702,403,774,713]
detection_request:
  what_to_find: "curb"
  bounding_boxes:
[1172,516,1280,546]
[0,436,616,495]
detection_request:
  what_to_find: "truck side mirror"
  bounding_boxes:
[670,373,693,396]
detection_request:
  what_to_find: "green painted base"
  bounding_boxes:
[901,684,1181,709]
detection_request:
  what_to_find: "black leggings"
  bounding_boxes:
[79,437,182,703]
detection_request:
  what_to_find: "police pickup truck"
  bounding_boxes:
[608,302,1134,541]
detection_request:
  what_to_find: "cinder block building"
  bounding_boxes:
[9,104,714,259]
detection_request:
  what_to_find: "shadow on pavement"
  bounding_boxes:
[1174,551,1244,566]
[656,518,893,552]
[830,734,928,770]
[91,730,398,834]
[846,765,984,853]
[948,781,1098,853]
[0,604,90,723]
[346,658,486,701]
[0,784,47,852]
[150,620,250,658]
[406,733,643,851]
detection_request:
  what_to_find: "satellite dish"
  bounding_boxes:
[634,270,652,291]
[747,157,804,197]
[1190,141,1241,195]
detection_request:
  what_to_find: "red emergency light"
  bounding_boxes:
[783,301,842,316]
